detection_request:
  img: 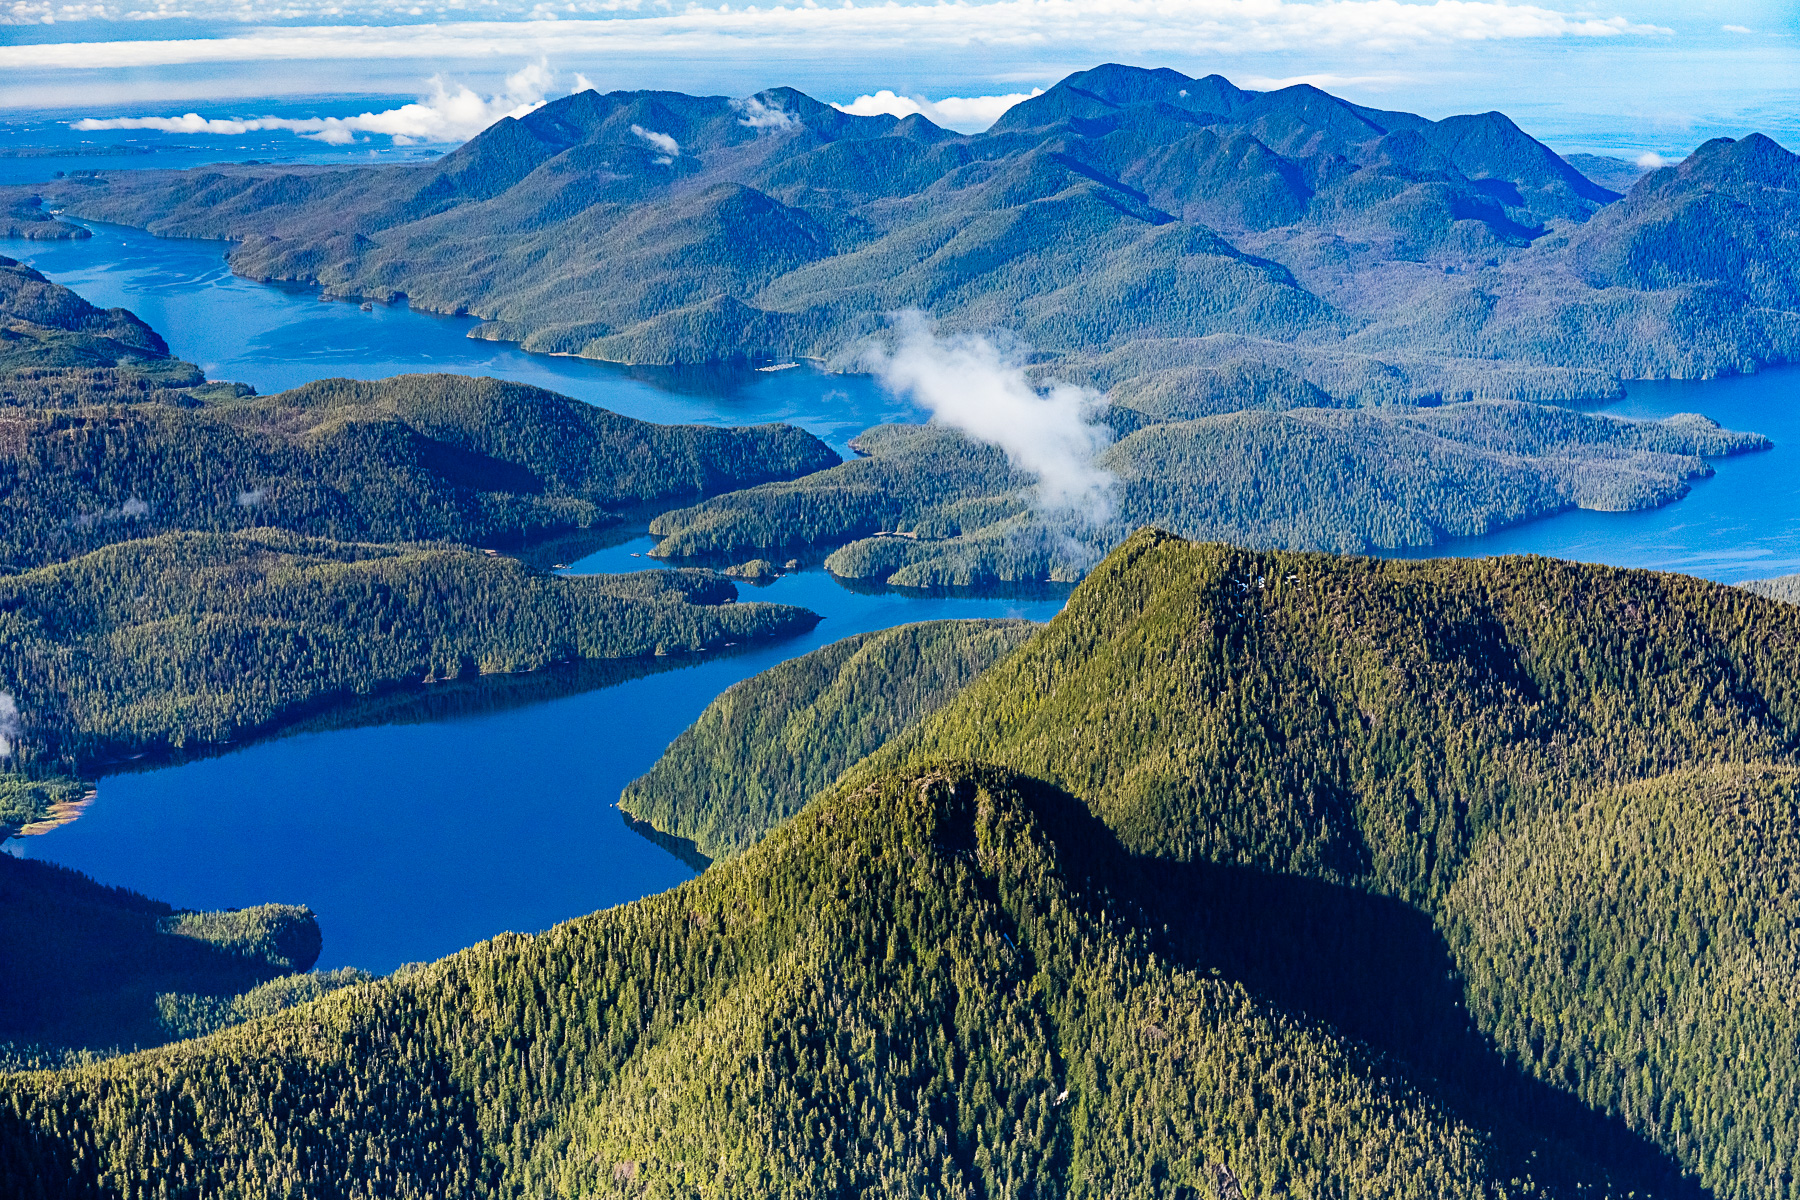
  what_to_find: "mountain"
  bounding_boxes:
[0,259,842,570]
[19,66,1799,401]
[0,371,840,570]
[619,618,1035,860]
[0,255,199,389]
[9,532,1800,1196]
[648,403,1767,584]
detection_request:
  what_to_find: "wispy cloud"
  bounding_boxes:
[833,88,1043,133]
[70,61,553,143]
[858,311,1116,519]
[0,1,1672,63]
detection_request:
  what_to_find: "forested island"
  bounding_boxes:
[650,402,1768,585]
[8,531,1800,1196]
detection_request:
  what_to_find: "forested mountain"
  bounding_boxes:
[16,66,1797,399]
[0,530,817,787]
[11,533,1800,1197]
[620,618,1034,859]
[650,403,1766,584]
[0,255,199,389]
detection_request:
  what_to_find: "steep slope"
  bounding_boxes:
[20,66,1796,395]
[7,534,1799,1196]
[0,764,1692,1199]
[620,618,1035,859]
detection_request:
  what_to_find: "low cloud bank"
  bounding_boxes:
[71,61,558,145]
[833,88,1042,133]
[857,312,1116,520]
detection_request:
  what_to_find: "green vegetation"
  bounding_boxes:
[1446,765,1800,1196]
[620,618,1034,859]
[19,68,1797,397]
[0,773,85,837]
[0,852,335,1057]
[653,402,1766,583]
[0,529,818,772]
[0,765,1689,1198]
[0,369,839,570]
[10,532,1800,1195]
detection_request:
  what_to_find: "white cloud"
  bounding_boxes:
[71,61,554,144]
[732,93,798,132]
[572,71,596,92]
[629,122,678,157]
[1635,150,1669,168]
[1722,24,1752,34]
[833,88,1043,133]
[0,2,1672,64]
[858,311,1115,519]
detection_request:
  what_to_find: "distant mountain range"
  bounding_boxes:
[17,64,1799,404]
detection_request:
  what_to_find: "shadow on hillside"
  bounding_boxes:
[0,855,308,1054]
[1017,779,1712,1200]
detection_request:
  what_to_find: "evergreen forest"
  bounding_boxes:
[9,531,1800,1197]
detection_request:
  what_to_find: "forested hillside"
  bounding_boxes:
[0,530,818,782]
[0,853,361,1064]
[17,67,1798,397]
[9,533,1800,1196]
[650,402,1766,583]
[620,618,1034,859]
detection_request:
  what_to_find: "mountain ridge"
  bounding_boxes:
[17,65,1797,401]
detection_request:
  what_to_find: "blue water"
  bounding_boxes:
[4,218,1797,974]
[12,222,917,458]
[1393,373,1800,582]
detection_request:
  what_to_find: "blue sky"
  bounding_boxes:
[1,0,1795,155]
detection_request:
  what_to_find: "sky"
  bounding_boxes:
[0,0,1796,156]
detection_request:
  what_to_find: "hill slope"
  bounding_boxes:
[0,529,818,781]
[649,404,1766,582]
[20,67,1799,398]
[619,618,1035,859]
[9,533,1800,1195]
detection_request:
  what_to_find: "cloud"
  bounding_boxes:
[857,311,1115,519]
[833,88,1042,133]
[572,72,596,92]
[70,61,554,144]
[1721,24,1752,34]
[1,2,1672,64]
[732,94,798,132]
[0,693,17,760]
[1635,150,1670,169]
[629,123,679,157]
